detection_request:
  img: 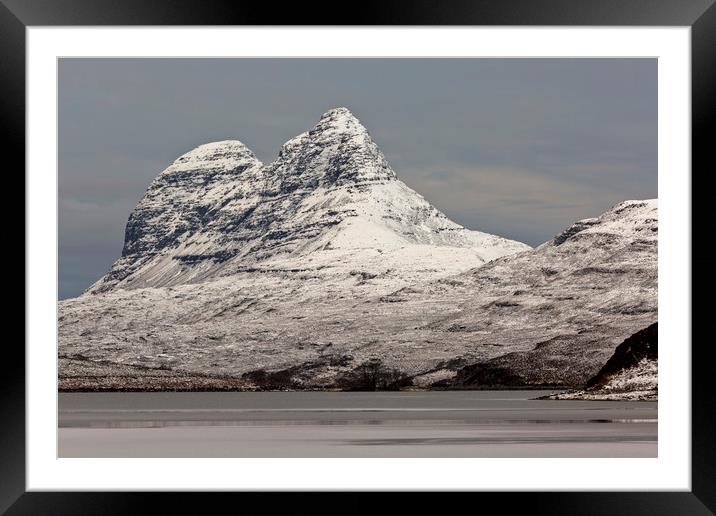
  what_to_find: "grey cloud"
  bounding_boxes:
[406,162,646,245]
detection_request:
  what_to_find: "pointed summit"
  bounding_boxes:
[269,107,396,191]
[317,106,363,126]
[321,106,355,117]
[312,107,370,140]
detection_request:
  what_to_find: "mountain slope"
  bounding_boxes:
[88,107,528,294]
[441,199,658,388]
[89,140,265,292]
[59,193,656,390]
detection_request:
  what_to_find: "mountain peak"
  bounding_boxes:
[165,140,261,175]
[319,106,359,122]
[270,107,396,189]
[321,106,354,117]
[312,106,369,137]
[548,198,657,248]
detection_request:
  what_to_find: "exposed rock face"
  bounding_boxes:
[88,107,527,294]
[93,140,265,291]
[58,108,657,393]
[546,323,657,400]
[586,323,657,389]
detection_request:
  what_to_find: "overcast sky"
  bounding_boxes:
[59,58,657,299]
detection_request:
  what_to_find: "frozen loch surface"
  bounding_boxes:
[58,391,657,458]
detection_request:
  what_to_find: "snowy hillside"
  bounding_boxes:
[441,199,658,388]
[58,108,657,393]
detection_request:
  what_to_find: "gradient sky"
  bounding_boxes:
[59,58,657,299]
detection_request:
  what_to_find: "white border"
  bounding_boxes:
[27,27,691,491]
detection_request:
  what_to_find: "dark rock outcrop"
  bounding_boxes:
[586,322,657,389]
[544,323,658,400]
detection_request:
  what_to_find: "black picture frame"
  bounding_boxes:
[6,0,714,513]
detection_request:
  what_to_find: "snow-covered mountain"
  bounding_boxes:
[88,107,527,294]
[58,108,657,393]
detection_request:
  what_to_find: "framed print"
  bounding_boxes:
[7,0,715,513]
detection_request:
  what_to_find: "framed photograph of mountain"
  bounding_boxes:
[12,0,715,512]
